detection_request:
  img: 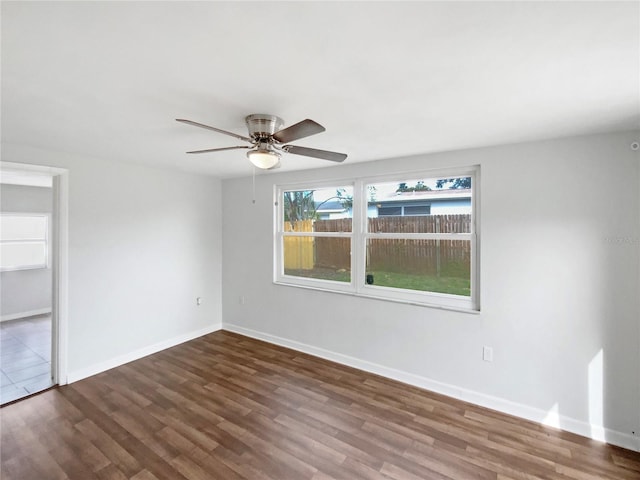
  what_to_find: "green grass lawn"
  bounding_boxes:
[369,270,470,296]
[284,268,470,296]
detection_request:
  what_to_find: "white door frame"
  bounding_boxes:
[1,161,69,385]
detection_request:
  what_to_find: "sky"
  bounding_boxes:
[312,178,445,202]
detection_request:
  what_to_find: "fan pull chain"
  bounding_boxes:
[252,166,256,204]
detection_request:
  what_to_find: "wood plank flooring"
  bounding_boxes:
[1,330,639,479]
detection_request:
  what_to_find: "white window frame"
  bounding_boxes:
[274,166,480,312]
[0,212,50,272]
[275,180,356,294]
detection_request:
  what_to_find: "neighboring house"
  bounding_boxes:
[315,200,348,220]
[315,189,471,219]
[369,189,471,217]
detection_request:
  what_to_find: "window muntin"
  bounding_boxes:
[276,169,478,311]
[0,214,49,271]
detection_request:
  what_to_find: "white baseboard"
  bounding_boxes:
[66,323,222,384]
[223,323,639,453]
[1,308,52,322]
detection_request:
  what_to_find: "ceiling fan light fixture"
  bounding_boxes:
[246,148,281,169]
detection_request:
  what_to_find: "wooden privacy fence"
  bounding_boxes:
[367,215,470,234]
[285,215,471,277]
[283,219,314,270]
[363,215,471,277]
[365,239,470,277]
[314,218,351,270]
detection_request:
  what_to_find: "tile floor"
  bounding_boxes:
[0,314,53,405]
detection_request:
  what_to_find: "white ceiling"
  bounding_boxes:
[2,1,638,179]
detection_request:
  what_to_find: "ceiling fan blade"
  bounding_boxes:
[273,119,325,143]
[284,145,347,162]
[186,146,250,154]
[176,119,252,143]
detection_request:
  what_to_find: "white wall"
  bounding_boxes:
[221,131,640,450]
[1,184,53,319]
[1,144,223,381]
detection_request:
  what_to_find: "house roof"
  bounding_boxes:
[373,189,471,204]
[316,189,470,212]
[315,200,347,212]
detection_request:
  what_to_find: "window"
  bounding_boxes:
[404,205,431,216]
[277,185,354,288]
[275,167,479,311]
[0,214,49,271]
[378,206,402,216]
[377,204,432,216]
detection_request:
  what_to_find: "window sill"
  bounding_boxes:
[273,280,480,314]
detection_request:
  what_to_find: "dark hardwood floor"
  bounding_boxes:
[1,330,639,480]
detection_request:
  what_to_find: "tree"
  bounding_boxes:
[284,189,355,223]
[367,185,377,202]
[435,177,471,189]
[283,190,316,222]
[396,181,431,192]
[335,186,375,210]
[335,188,353,210]
[414,181,430,191]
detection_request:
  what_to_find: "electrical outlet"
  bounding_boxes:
[239,296,246,305]
[483,346,493,362]
[196,297,202,306]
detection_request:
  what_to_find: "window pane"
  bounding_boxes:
[282,187,353,232]
[367,176,472,232]
[284,236,350,283]
[378,207,401,216]
[1,215,47,241]
[404,205,431,215]
[0,242,47,269]
[365,238,471,296]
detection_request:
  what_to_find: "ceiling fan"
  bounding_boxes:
[176,114,347,170]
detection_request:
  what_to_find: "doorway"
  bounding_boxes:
[0,162,68,404]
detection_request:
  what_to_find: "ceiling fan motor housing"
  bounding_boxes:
[245,114,284,142]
